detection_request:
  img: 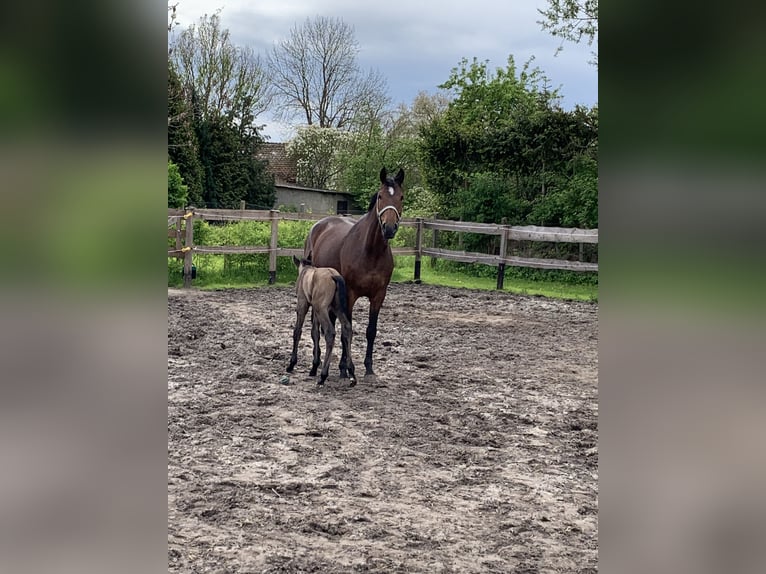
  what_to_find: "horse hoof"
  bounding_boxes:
[317,379,325,386]
[349,379,357,387]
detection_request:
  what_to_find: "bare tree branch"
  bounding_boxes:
[267,16,390,129]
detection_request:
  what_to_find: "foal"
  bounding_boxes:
[286,257,356,385]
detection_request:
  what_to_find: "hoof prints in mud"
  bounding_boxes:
[168,284,598,573]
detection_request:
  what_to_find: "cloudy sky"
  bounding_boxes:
[170,0,598,141]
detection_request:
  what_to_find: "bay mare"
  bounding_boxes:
[304,167,404,379]
[287,257,355,385]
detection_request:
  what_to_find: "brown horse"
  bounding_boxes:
[304,167,404,379]
[286,257,355,385]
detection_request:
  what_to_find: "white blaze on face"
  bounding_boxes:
[388,186,394,196]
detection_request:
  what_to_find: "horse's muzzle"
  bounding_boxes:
[382,222,398,240]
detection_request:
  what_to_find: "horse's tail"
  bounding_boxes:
[332,275,349,320]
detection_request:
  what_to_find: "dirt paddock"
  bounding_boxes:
[168,283,598,573]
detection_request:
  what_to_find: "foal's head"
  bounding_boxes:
[369,167,404,240]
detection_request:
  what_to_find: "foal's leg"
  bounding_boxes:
[309,311,321,376]
[317,310,336,385]
[287,299,309,372]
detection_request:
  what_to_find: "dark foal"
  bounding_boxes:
[286,257,355,385]
[304,167,404,378]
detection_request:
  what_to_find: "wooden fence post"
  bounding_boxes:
[174,216,182,252]
[430,212,439,268]
[496,217,508,290]
[240,200,246,211]
[414,217,423,283]
[268,209,279,284]
[183,209,195,288]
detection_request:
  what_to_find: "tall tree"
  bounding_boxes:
[286,126,352,190]
[538,0,598,65]
[267,16,389,129]
[170,12,271,127]
[168,62,203,206]
[419,56,598,230]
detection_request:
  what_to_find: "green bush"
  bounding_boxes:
[167,160,188,208]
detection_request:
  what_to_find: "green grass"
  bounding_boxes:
[391,257,597,301]
[169,254,597,301]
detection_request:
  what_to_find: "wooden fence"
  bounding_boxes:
[168,208,598,289]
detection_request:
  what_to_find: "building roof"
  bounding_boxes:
[256,142,297,184]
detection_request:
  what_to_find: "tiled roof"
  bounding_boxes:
[255,142,297,184]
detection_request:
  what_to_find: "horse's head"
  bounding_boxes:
[293,255,313,274]
[371,167,404,240]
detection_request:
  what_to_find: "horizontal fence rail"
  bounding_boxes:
[168,208,598,288]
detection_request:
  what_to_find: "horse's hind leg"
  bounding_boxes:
[309,311,321,376]
[339,314,356,386]
[287,300,309,372]
[318,312,335,385]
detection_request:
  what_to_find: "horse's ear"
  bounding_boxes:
[394,168,404,186]
[379,167,388,184]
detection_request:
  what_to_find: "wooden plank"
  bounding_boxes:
[277,248,304,258]
[194,208,272,222]
[497,219,508,290]
[269,210,279,284]
[421,248,500,266]
[193,246,270,255]
[506,225,598,243]
[423,220,503,235]
[391,248,417,256]
[501,255,598,272]
[279,212,338,222]
[414,217,423,283]
[183,212,194,288]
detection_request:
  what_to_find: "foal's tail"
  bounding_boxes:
[332,275,349,320]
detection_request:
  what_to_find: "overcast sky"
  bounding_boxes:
[170,0,598,141]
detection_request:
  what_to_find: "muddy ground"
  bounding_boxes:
[168,283,598,573]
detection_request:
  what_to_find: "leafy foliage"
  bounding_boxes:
[538,0,598,65]
[167,15,275,209]
[167,160,188,208]
[419,57,597,232]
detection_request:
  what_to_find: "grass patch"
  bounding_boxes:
[169,254,597,301]
[391,256,597,301]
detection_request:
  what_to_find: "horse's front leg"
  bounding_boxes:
[287,301,308,373]
[318,316,335,386]
[364,306,381,376]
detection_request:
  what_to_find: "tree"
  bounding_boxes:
[538,0,598,65]
[267,16,389,129]
[168,160,188,208]
[286,126,352,190]
[196,113,274,209]
[168,12,275,209]
[419,56,598,231]
[170,12,271,128]
[168,62,204,206]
